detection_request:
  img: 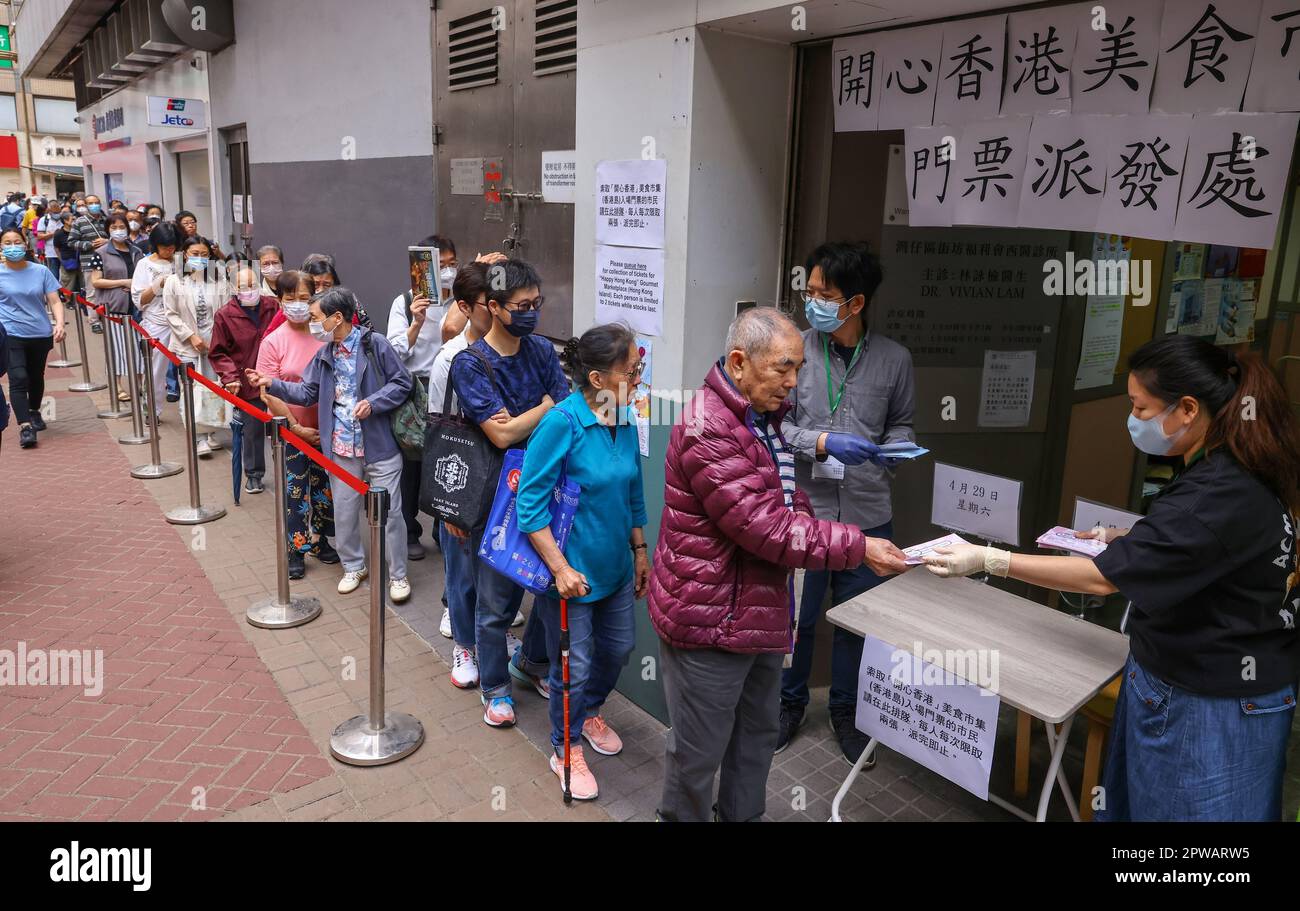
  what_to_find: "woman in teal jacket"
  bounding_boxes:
[516,323,649,801]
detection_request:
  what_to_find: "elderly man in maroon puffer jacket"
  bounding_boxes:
[649,307,908,822]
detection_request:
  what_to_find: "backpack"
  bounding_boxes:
[0,205,21,232]
[361,331,428,461]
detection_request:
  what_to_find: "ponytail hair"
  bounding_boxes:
[563,323,636,388]
[1129,335,1300,509]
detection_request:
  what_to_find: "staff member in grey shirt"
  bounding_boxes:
[779,241,916,764]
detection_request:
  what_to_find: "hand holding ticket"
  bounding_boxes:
[1035,526,1107,557]
[902,532,969,565]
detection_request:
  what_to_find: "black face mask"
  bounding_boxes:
[502,309,538,338]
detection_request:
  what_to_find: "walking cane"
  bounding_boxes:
[561,596,572,805]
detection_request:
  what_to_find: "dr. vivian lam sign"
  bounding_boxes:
[146,96,207,130]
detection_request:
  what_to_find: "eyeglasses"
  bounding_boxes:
[503,295,545,313]
[799,290,850,306]
[608,361,646,381]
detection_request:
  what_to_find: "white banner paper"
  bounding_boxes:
[1002,7,1079,115]
[595,159,666,248]
[954,116,1033,226]
[1071,0,1163,114]
[1173,112,1300,249]
[878,25,943,130]
[595,245,664,337]
[1151,0,1262,113]
[934,15,1007,125]
[1095,113,1192,240]
[1244,0,1300,111]
[905,126,957,226]
[1018,114,1111,231]
[832,33,885,132]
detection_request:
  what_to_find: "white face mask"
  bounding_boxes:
[439,265,456,290]
[110,229,129,242]
[309,317,334,340]
[261,264,282,279]
[237,288,262,304]
[282,302,311,323]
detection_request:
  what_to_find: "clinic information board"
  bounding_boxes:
[931,462,1022,546]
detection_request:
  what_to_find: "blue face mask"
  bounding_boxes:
[805,296,849,334]
[1127,402,1188,456]
[88,204,102,215]
[186,256,209,272]
[2,245,25,261]
[503,309,538,338]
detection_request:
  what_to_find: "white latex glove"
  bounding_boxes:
[1074,524,1128,544]
[924,543,1011,578]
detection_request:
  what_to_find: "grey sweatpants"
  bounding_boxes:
[329,452,408,581]
[658,641,783,822]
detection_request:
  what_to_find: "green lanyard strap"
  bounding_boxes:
[823,333,865,416]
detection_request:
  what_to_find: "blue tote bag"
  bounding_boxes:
[478,411,581,596]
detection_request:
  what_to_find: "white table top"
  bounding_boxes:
[826,568,1130,723]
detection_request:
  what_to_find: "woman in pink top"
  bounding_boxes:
[257,270,338,579]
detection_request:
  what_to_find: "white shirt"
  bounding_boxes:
[428,329,469,414]
[386,291,447,378]
[132,256,174,327]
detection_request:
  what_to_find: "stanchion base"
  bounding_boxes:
[97,408,132,419]
[329,712,424,766]
[165,504,227,525]
[131,462,184,480]
[69,382,108,392]
[118,433,151,445]
[49,359,80,369]
[247,596,322,629]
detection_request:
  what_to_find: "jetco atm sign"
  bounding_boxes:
[146,96,206,131]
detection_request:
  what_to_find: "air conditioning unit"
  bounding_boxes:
[140,0,189,55]
[125,0,174,64]
[90,29,128,86]
[108,12,148,75]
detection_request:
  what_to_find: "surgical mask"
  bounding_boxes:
[261,264,282,279]
[439,265,456,290]
[1127,402,1189,456]
[805,296,848,334]
[128,222,141,232]
[503,309,538,338]
[110,229,129,241]
[237,288,262,304]
[76,206,87,215]
[88,204,102,215]
[282,302,311,323]
[2,245,25,261]
[186,256,208,272]
[309,317,335,340]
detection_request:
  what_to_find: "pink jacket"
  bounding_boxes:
[648,363,868,654]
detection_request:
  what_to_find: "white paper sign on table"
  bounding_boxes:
[594,244,664,337]
[931,461,1023,546]
[1072,497,1144,535]
[934,15,1007,125]
[1173,113,1300,251]
[831,32,885,132]
[595,159,666,248]
[1244,1,1300,112]
[1151,0,1262,113]
[1095,114,1192,241]
[1071,0,1163,114]
[978,349,1036,428]
[953,115,1033,227]
[855,635,1000,800]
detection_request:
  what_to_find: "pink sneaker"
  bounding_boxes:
[482,694,516,727]
[550,745,598,800]
[581,714,623,756]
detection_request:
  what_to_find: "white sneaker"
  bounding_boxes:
[511,609,525,627]
[389,578,411,603]
[205,433,223,451]
[506,630,522,659]
[439,607,452,639]
[451,646,479,689]
[338,568,368,594]
[195,438,213,457]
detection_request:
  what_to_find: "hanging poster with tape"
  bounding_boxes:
[1151,0,1262,113]
[953,115,1032,227]
[1001,7,1079,116]
[878,24,943,130]
[1071,0,1163,115]
[1244,0,1300,112]
[1018,113,1111,231]
[934,14,1007,125]
[832,32,886,132]
[905,126,957,227]
[1095,114,1192,240]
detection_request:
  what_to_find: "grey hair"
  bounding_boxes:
[724,306,800,359]
[256,244,284,262]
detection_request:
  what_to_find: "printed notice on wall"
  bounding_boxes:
[1073,234,1131,390]
[931,461,1023,546]
[595,245,664,337]
[595,159,666,248]
[855,635,999,800]
[541,150,576,204]
[978,349,1036,428]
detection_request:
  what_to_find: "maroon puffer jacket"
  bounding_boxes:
[648,363,868,654]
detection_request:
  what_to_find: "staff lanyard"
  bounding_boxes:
[823,332,866,417]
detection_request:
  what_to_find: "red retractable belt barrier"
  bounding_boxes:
[60,284,372,497]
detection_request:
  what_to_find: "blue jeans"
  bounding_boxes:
[472,525,525,699]
[514,601,550,677]
[440,524,477,648]
[165,361,179,397]
[537,578,636,750]
[1098,654,1296,822]
[781,520,892,711]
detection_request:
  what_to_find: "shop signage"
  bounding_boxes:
[146,96,206,130]
[92,107,125,139]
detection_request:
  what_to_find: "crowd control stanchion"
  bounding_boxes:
[118,324,149,446]
[330,488,424,765]
[131,337,182,480]
[67,295,106,393]
[248,417,322,629]
[97,314,131,420]
[48,300,79,369]
[165,367,226,525]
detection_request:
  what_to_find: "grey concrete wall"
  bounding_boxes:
[208,0,436,330]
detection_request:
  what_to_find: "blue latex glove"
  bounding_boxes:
[823,433,880,466]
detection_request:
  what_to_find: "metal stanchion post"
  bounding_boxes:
[131,338,182,480]
[48,301,79,368]
[329,488,424,765]
[67,299,106,393]
[118,326,149,445]
[97,316,131,419]
[248,417,322,629]
[165,367,226,525]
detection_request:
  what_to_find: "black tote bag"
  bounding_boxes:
[419,347,505,534]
